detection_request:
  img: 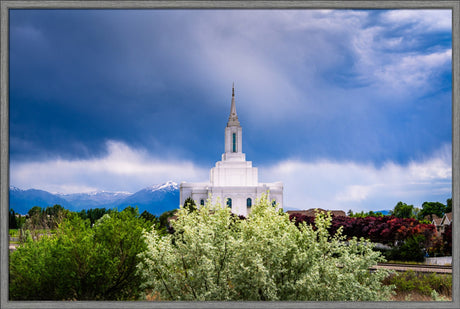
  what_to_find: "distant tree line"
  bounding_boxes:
[9,204,175,233]
[347,198,451,221]
[389,200,451,221]
[290,198,453,262]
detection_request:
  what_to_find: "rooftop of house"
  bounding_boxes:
[432,217,443,226]
[441,212,452,225]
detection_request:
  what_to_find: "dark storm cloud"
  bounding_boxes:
[9,9,452,167]
[9,9,452,210]
[9,10,226,163]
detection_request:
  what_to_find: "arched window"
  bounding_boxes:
[247,198,252,208]
[227,198,232,208]
[200,199,205,206]
[232,133,236,152]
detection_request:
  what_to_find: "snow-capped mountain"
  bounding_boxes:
[143,181,179,192]
[9,182,180,216]
[115,181,179,215]
[57,191,132,209]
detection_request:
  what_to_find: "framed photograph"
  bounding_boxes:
[1,1,458,308]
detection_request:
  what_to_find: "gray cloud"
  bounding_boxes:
[9,9,452,206]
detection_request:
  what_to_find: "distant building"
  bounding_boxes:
[180,85,283,217]
[429,214,443,233]
[286,208,347,217]
[431,212,452,234]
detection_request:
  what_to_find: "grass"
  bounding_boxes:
[383,270,452,301]
[9,229,19,237]
[391,291,451,301]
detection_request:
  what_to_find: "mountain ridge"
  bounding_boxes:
[9,182,180,216]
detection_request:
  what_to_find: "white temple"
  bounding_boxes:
[179,85,283,216]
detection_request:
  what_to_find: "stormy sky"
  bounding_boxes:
[9,9,452,211]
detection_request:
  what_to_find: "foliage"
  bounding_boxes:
[445,198,452,213]
[137,195,394,301]
[426,222,452,258]
[348,210,385,218]
[442,223,452,256]
[385,235,426,262]
[9,208,17,229]
[290,213,436,246]
[431,289,449,301]
[390,202,416,219]
[418,202,446,221]
[27,205,43,217]
[44,204,66,218]
[78,207,108,225]
[158,209,177,233]
[140,210,156,222]
[9,207,152,300]
[23,205,70,235]
[183,197,197,212]
[384,271,451,298]
[290,212,437,262]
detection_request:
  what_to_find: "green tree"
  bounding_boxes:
[418,202,446,221]
[137,194,394,301]
[158,209,177,232]
[445,198,452,213]
[140,210,157,223]
[9,208,152,300]
[44,204,69,229]
[183,197,197,212]
[44,204,65,217]
[79,207,108,225]
[391,202,415,218]
[387,235,426,262]
[27,206,43,217]
[9,208,18,229]
[24,206,47,237]
[23,205,68,234]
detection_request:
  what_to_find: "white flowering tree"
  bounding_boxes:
[137,194,394,301]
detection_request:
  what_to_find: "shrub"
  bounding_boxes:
[386,235,426,262]
[9,208,151,300]
[137,194,394,301]
[384,271,452,297]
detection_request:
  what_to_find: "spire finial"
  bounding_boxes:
[227,82,240,127]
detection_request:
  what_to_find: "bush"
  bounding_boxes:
[385,235,426,262]
[384,271,452,297]
[9,207,152,300]
[137,194,394,301]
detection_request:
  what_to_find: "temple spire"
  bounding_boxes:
[227,83,240,127]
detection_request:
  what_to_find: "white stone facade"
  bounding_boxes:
[180,86,283,217]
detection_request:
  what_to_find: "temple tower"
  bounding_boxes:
[180,85,283,216]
